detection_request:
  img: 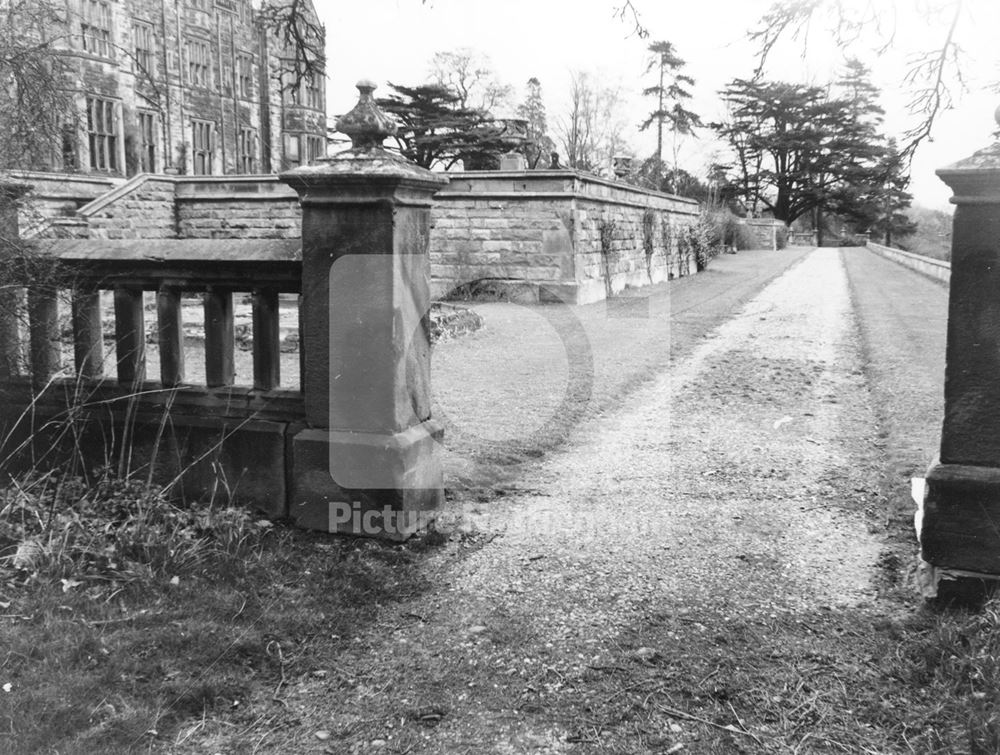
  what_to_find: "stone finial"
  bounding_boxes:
[335,80,397,151]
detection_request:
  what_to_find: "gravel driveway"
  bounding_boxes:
[266,247,894,753]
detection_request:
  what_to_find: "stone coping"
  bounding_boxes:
[39,237,301,262]
[78,174,301,216]
[439,169,698,204]
[866,242,950,271]
[77,173,169,216]
[7,170,118,201]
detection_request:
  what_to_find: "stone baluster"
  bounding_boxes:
[113,287,146,386]
[203,286,234,388]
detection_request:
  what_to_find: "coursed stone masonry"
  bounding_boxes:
[29,169,702,303]
[75,173,301,239]
[431,171,700,304]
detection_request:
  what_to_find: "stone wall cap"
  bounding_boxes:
[445,168,699,204]
[37,238,301,262]
[938,142,1000,175]
[280,149,448,187]
[6,170,116,188]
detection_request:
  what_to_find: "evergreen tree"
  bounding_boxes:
[516,77,556,169]
[376,83,521,170]
[861,140,917,245]
[714,72,891,238]
[640,41,701,192]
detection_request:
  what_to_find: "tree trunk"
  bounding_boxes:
[655,57,664,189]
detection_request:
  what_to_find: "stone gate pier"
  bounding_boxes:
[279,80,447,539]
[919,108,1000,593]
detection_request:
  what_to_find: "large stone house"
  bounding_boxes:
[37,0,327,177]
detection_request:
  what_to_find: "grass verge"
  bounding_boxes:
[0,472,459,754]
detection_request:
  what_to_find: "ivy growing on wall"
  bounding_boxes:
[642,209,656,282]
[598,218,619,299]
[661,217,675,278]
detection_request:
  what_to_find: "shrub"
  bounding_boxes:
[678,212,720,272]
[704,209,757,251]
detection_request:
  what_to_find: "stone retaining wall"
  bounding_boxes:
[432,171,700,304]
[81,174,177,239]
[24,170,703,303]
[77,174,302,240]
[13,172,117,238]
[175,178,300,239]
[742,219,787,251]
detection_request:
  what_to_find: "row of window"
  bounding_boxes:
[284,134,326,169]
[80,95,321,175]
[80,1,323,108]
[188,120,259,174]
[283,70,325,109]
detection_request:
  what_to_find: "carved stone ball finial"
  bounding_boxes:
[336,79,398,151]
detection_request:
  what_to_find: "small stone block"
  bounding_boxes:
[921,461,1000,574]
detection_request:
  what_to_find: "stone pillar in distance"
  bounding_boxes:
[0,183,31,381]
[280,81,447,540]
[921,107,1000,580]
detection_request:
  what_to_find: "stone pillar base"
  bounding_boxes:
[920,459,1000,574]
[916,557,1000,603]
[289,422,443,540]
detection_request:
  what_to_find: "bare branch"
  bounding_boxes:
[612,2,648,39]
[255,0,325,88]
[749,0,968,158]
[900,1,964,160]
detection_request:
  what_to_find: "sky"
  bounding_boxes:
[315,0,1000,211]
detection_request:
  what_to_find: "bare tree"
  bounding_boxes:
[555,72,627,174]
[0,0,77,171]
[430,49,512,112]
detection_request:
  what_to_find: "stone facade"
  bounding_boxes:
[35,0,327,178]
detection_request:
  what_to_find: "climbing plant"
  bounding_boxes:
[598,218,619,298]
[642,209,656,282]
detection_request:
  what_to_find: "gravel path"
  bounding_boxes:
[271,247,891,753]
[432,247,811,489]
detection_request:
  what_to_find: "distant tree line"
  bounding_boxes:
[712,60,915,245]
